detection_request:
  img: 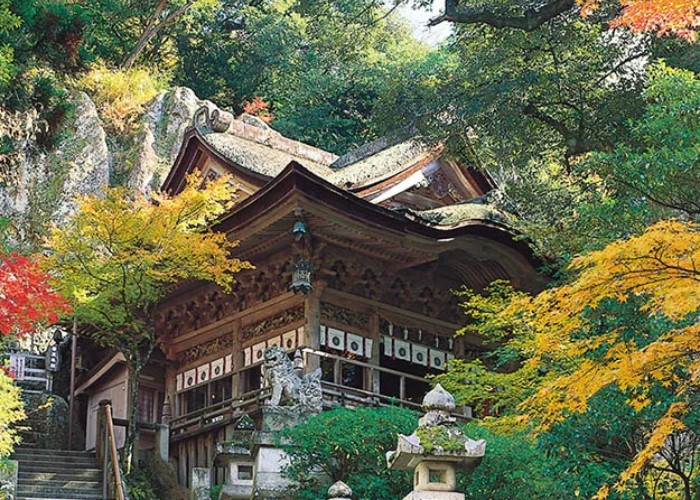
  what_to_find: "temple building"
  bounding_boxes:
[72,109,546,490]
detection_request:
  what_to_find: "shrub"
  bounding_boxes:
[0,366,24,458]
[78,65,167,133]
[281,406,417,499]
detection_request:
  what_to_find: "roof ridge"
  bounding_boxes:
[195,106,339,167]
[331,132,419,170]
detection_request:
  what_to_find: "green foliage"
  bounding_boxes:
[486,63,699,263]
[175,0,428,153]
[415,425,464,453]
[379,13,645,166]
[0,0,20,86]
[584,63,700,218]
[458,424,564,499]
[125,468,159,500]
[434,281,541,415]
[0,456,17,500]
[209,484,222,500]
[538,385,684,499]
[281,406,417,499]
[78,64,168,134]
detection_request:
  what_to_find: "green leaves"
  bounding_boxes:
[281,406,416,499]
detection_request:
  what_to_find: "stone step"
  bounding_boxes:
[17,479,101,489]
[13,451,97,462]
[13,448,94,457]
[13,458,99,472]
[16,492,102,500]
[17,481,102,495]
[17,490,102,498]
[19,471,102,482]
[13,447,104,500]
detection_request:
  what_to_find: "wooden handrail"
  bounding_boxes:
[100,401,126,500]
[302,347,429,383]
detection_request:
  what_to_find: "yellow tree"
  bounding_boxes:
[521,220,700,497]
[43,174,251,471]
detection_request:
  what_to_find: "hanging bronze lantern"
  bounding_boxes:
[290,258,313,294]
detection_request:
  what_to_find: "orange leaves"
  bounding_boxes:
[579,0,700,41]
[242,97,274,123]
[514,220,700,488]
[0,251,71,336]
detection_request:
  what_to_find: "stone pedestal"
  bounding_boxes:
[215,408,312,499]
[190,467,211,500]
[250,408,301,498]
[216,347,323,499]
[260,405,314,432]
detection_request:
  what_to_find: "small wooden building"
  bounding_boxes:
[74,112,545,487]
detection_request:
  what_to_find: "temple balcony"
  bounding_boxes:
[168,347,471,442]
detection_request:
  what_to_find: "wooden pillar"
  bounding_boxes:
[232,317,244,398]
[305,281,324,370]
[368,311,381,395]
[179,443,187,486]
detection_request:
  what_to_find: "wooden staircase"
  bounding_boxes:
[11,447,103,500]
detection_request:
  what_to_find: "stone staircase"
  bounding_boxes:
[11,447,103,500]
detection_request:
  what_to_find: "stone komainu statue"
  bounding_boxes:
[262,346,322,412]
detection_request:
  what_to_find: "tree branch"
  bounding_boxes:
[428,0,576,30]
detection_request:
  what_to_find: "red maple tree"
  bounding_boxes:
[582,0,700,41]
[0,252,71,336]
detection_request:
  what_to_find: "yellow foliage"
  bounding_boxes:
[43,173,252,346]
[512,220,700,489]
[0,368,24,457]
[77,65,167,134]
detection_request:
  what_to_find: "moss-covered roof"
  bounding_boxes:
[328,139,429,188]
[199,116,428,189]
[411,203,508,227]
[202,131,335,179]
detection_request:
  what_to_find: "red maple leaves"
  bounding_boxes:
[0,252,71,336]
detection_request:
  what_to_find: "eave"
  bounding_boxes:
[214,161,546,290]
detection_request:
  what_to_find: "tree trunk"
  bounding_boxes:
[123,360,142,474]
[121,0,195,69]
[122,28,158,70]
[681,473,692,500]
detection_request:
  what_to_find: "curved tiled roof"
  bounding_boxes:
[328,139,429,188]
[410,203,509,227]
[201,131,335,179]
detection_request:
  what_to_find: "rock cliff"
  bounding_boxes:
[0,86,214,246]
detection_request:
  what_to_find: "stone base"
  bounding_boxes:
[219,483,253,500]
[260,406,313,432]
[252,445,292,498]
[402,492,465,500]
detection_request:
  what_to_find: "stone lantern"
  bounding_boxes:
[327,481,352,500]
[387,384,486,500]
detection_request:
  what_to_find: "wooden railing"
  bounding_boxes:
[304,347,431,403]
[96,400,128,500]
[7,352,52,392]
[169,347,471,437]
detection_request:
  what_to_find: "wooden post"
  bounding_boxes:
[368,311,381,394]
[305,285,323,370]
[68,317,77,450]
[96,400,107,463]
[103,401,125,500]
